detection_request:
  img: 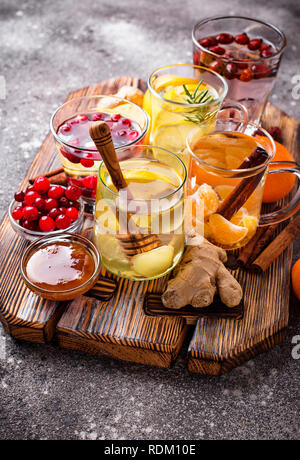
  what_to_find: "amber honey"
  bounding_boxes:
[25,241,95,291]
[21,233,102,300]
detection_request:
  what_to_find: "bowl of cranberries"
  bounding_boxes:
[9,176,84,241]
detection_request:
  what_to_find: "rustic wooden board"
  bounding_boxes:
[187,103,299,375]
[0,76,297,373]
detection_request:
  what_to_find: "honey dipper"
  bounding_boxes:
[89,121,161,257]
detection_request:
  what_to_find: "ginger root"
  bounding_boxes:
[162,238,242,309]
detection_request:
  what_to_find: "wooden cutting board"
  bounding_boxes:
[0,77,298,374]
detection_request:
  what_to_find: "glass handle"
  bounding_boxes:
[218,99,248,124]
[259,161,300,226]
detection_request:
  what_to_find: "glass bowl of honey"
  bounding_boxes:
[20,233,102,300]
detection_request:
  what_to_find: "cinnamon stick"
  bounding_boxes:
[237,223,278,267]
[29,167,64,184]
[250,214,300,272]
[217,147,269,221]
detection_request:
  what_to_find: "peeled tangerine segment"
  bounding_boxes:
[230,207,248,226]
[132,245,174,278]
[193,183,220,217]
[208,213,248,245]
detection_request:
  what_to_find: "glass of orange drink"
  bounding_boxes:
[186,119,300,250]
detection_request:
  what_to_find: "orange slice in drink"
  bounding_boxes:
[208,213,248,246]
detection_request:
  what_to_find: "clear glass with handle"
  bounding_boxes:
[186,119,300,250]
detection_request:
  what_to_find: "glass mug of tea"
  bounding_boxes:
[192,16,286,124]
[145,64,248,167]
[50,95,149,204]
[186,119,300,250]
[94,145,187,280]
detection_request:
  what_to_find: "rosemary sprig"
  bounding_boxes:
[182,81,216,124]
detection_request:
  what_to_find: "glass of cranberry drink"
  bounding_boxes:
[50,95,149,203]
[192,16,286,124]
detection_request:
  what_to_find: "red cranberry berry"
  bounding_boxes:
[24,190,41,206]
[23,206,39,221]
[61,123,72,134]
[70,117,80,125]
[64,151,81,164]
[82,175,97,190]
[58,207,67,215]
[209,45,226,55]
[91,112,105,121]
[48,185,65,200]
[225,63,238,80]
[39,216,56,232]
[251,64,270,79]
[48,207,60,220]
[216,33,233,44]
[127,130,139,141]
[65,185,82,201]
[268,126,282,142]
[14,190,25,202]
[240,69,254,82]
[66,207,79,222]
[80,157,95,168]
[12,206,24,221]
[117,130,127,137]
[248,39,262,51]
[193,51,200,66]
[209,60,224,73]
[58,196,70,208]
[198,36,217,48]
[254,129,265,137]
[234,33,249,45]
[55,214,72,230]
[33,176,50,194]
[26,185,35,193]
[260,48,273,58]
[78,114,88,122]
[33,197,46,210]
[67,177,82,188]
[22,219,38,231]
[44,198,58,211]
[111,114,121,122]
[120,118,132,128]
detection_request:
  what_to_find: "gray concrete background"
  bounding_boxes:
[0,0,299,440]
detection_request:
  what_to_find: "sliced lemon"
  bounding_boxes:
[152,75,199,93]
[94,233,125,262]
[94,209,119,233]
[208,213,248,246]
[143,89,152,119]
[152,122,195,155]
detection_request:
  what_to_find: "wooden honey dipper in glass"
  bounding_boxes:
[89,121,161,258]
